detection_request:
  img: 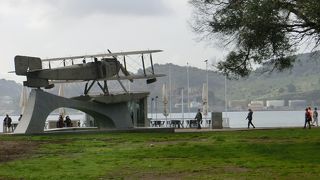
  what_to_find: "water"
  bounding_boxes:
[0,111,306,133]
[225,111,304,128]
[149,111,306,128]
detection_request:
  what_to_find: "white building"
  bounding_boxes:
[266,100,285,107]
[228,100,248,110]
[288,100,307,108]
[248,100,264,110]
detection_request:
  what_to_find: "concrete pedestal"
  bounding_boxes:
[14,89,149,134]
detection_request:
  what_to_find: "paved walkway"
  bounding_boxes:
[2,126,318,135]
[174,126,311,133]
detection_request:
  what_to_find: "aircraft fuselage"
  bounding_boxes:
[28,59,120,81]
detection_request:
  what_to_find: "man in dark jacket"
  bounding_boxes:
[195,109,202,129]
[3,114,12,133]
[64,116,72,127]
[246,109,255,129]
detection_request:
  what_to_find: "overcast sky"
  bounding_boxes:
[0,0,224,83]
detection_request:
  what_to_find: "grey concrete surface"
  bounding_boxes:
[14,89,148,134]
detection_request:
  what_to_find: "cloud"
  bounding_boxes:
[62,0,170,17]
[0,0,172,29]
[1,0,171,18]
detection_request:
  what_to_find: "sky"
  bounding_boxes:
[0,0,225,83]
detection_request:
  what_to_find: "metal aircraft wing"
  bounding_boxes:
[104,74,166,81]
[49,74,165,84]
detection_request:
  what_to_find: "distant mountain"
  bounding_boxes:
[143,51,320,112]
[1,51,320,115]
[0,79,21,115]
[227,52,320,102]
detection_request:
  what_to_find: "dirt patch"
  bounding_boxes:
[0,141,42,163]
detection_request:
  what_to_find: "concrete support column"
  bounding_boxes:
[15,89,147,134]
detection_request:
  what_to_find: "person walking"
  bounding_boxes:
[246,109,255,129]
[195,109,202,129]
[308,107,313,124]
[18,114,22,121]
[304,108,312,129]
[312,107,318,127]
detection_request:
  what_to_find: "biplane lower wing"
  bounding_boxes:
[49,74,165,84]
[105,74,165,81]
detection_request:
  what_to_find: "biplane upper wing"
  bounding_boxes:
[42,50,163,62]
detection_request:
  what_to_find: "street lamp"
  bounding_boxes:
[151,97,154,119]
[204,60,208,93]
[204,60,209,117]
[155,96,158,121]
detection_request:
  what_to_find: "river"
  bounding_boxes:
[149,111,306,128]
[0,111,307,133]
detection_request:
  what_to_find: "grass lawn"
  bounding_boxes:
[0,128,319,179]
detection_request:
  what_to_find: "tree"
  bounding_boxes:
[189,0,320,78]
[286,83,296,93]
[278,87,285,93]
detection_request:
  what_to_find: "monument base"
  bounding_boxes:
[14,89,149,134]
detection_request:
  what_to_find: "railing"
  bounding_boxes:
[149,117,212,128]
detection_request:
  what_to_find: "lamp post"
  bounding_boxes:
[151,97,154,119]
[155,96,158,121]
[204,60,209,117]
[225,76,228,115]
[224,74,230,127]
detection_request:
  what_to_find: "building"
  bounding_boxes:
[288,100,307,109]
[248,100,264,111]
[228,100,248,111]
[266,100,285,109]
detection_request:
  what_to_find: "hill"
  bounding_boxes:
[143,51,320,112]
[0,79,21,115]
[1,51,320,114]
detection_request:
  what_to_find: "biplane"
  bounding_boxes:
[14,49,165,95]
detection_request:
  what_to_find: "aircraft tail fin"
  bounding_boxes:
[14,55,42,75]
